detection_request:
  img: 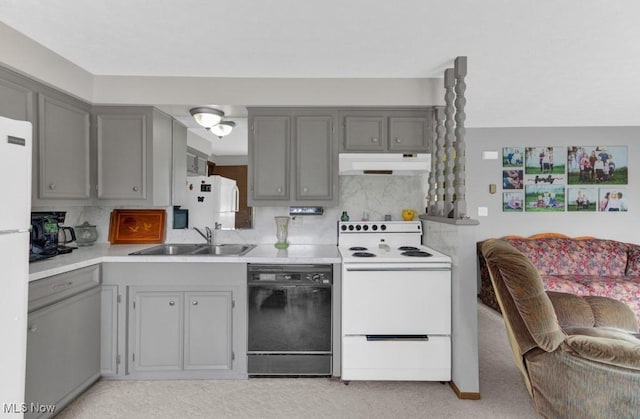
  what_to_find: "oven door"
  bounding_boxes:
[341,262,451,335]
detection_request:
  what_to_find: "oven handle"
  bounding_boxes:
[366,335,429,341]
[345,266,449,272]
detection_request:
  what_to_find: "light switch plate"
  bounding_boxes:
[482,151,499,160]
[478,207,489,217]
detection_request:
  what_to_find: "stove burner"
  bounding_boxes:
[352,252,376,258]
[401,251,433,257]
[398,246,420,251]
[349,246,368,251]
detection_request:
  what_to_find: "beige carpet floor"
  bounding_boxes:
[56,302,538,419]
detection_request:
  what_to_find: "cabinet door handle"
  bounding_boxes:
[371,137,378,143]
[169,301,175,306]
[28,325,38,332]
[192,300,198,306]
[49,183,56,190]
[303,187,309,193]
[133,186,139,192]
[395,137,401,143]
[276,187,283,193]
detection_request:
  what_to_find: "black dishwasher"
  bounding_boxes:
[247,264,332,375]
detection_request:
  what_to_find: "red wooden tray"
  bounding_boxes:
[108,209,166,244]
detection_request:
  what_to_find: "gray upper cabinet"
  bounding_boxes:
[388,116,430,152]
[340,109,433,153]
[343,115,387,152]
[172,120,188,206]
[248,108,338,207]
[0,74,34,121]
[94,106,173,206]
[95,109,148,200]
[36,93,91,201]
[295,113,336,201]
[249,114,291,204]
[186,147,208,177]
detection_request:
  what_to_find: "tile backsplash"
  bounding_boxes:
[34,174,428,246]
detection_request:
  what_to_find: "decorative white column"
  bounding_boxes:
[428,107,444,215]
[444,68,456,217]
[453,56,467,219]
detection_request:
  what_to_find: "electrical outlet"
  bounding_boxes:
[478,207,489,217]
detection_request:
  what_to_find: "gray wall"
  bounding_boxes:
[466,126,639,244]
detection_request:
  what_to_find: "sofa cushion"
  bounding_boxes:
[506,238,628,276]
[542,274,640,327]
[625,244,640,276]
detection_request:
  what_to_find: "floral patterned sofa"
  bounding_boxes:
[478,233,640,326]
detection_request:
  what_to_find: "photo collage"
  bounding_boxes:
[502,146,628,213]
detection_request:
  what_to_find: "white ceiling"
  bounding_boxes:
[2,0,640,135]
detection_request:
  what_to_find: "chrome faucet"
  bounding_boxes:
[194,226,213,244]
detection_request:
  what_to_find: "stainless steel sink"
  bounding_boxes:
[129,243,256,256]
[190,244,255,256]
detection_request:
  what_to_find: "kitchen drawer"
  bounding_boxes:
[341,335,450,381]
[29,265,100,312]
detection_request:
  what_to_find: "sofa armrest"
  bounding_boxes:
[547,291,639,333]
[563,334,640,371]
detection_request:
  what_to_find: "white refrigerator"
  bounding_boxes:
[0,116,32,413]
[185,175,239,230]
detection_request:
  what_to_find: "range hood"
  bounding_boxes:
[338,153,431,175]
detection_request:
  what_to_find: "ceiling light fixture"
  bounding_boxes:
[190,107,224,128]
[209,120,236,138]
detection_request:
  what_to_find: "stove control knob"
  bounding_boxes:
[348,225,354,231]
[372,225,378,231]
[363,225,369,231]
[341,225,347,231]
[356,225,361,231]
[380,224,387,231]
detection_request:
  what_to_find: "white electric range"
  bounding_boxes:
[338,221,452,382]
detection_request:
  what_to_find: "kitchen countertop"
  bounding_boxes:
[28,243,342,281]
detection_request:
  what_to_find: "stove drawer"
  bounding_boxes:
[341,335,451,381]
[342,267,450,334]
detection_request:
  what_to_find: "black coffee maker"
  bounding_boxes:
[30,211,70,262]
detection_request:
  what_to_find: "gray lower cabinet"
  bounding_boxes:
[248,108,337,206]
[101,262,246,379]
[100,285,120,376]
[130,289,184,371]
[184,291,233,370]
[129,288,233,373]
[26,266,101,419]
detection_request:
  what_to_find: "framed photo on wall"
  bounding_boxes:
[566,187,598,212]
[567,146,628,185]
[598,188,628,212]
[524,184,566,212]
[524,146,567,175]
[502,147,524,168]
[503,192,524,212]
